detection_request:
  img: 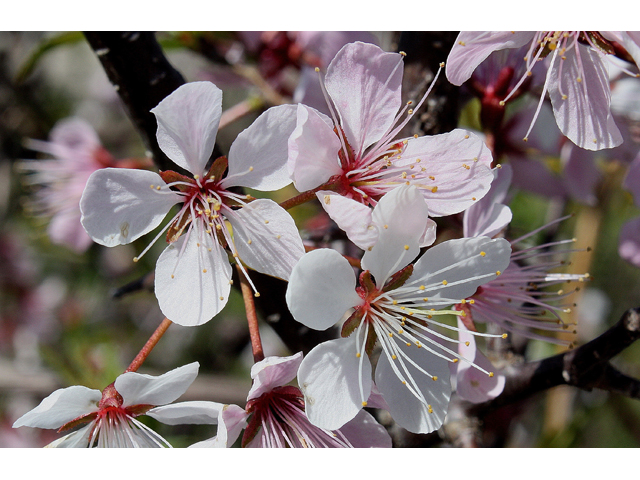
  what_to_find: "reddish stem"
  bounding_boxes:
[124,317,173,373]
[237,263,265,363]
[278,179,340,211]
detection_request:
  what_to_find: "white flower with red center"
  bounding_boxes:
[13,363,200,448]
[287,41,495,245]
[150,353,392,448]
[285,184,512,433]
[447,31,640,151]
[80,81,304,326]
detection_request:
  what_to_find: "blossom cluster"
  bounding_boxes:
[12,31,639,448]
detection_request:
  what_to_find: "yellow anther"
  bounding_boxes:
[384,224,389,229]
[388,332,393,337]
[202,269,207,273]
[264,220,269,224]
[315,67,320,72]
[452,358,459,363]
[458,41,466,46]
[439,62,445,68]
[392,355,397,360]
[216,224,223,231]
[219,296,224,300]
[489,372,494,378]
[464,134,470,139]
[133,257,139,263]
[398,329,404,335]
[469,300,475,304]
[419,285,426,290]
[432,376,438,381]
[480,251,486,257]
[465,341,470,346]
[461,299,466,304]
[404,245,410,250]
[392,300,398,305]
[254,292,261,298]
[496,271,501,276]
[400,51,406,56]
[562,94,568,100]
[171,274,175,279]
[442,280,448,286]
[423,298,429,302]
[247,240,252,245]
[362,401,368,407]
[406,342,411,346]
[156,186,161,190]
[502,333,508,339]
[431,186,438,193]
[428,406,433,414]
[407,109,413,114]
[413,134,419,139]
[249,166,254,171]
[463,164,470,170]
[577,77,582,83]
[150,185,155,189]
[499,100,505,106]
[356,352,361,358]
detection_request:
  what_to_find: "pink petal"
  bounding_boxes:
[80,168,181,247]
[151,82,222,175]
[548,44,622,151]
[337,409,392,448]
[247,353,303,400]
[397,129,495,216]
[288,104,342,192]
[446,31,535,86]
[325,42,403,154]
[224,104,298,191]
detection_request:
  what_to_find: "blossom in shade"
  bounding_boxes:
[17,118,144,253]
[446,31,640,151]
[450,318,505,404]
[79,81,303,327]
[286,184,512,433]
[459,164,590,343]
[13,363,200,448]
[150,353,392,448]
[288,41,496,232]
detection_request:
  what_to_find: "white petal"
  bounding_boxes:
[227,199,304,281]
[117,362,199,407]
[13,385,100,429]
[288,104,342,192]
[337,409,392,448]
[396,129,495,216]
[326,42,403,153]
[46,424,94,448]
[224,104,298,191]
[404,237,512,303]
[362,185,428,285]
[155,225,232,327]
[298,336,372,430]
[80,168,181,247]
[375,340,452,434]
[548,44,622,151]
[188,404,248,448]
[147,401,224,425]
[247,353,303,401]
[286,249,362,331]
[151,81,222,175]
[316,191,377,250]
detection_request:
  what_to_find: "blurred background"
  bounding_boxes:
[1,31,640,448]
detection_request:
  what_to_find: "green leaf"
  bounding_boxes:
[15,32,86,84]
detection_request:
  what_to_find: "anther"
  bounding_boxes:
[489,372,494,377]
[362,401,368,407]
[432,376,438,381]
[254,292,260,297]
[442,280,448,285]
[502,333,508,339]
[480,251,486,257]
[431,186,438,193]
[404,245,410,250]
[496,271,502,276]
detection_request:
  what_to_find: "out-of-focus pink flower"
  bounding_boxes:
[17,118,148,253]
[150,353,392,448]
[447,31,640,151]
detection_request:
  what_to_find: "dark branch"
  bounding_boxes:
[83,32,188,171]
[469,307,640,416]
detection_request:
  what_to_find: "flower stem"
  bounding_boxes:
[278,179,340,211]
[124,317,173,373]
[237,263,265,363]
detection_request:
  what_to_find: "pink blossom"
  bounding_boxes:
[459,164,590,343]
[151,353,392,447]
[446,31,637,151]
[17,118,136,253]
[288,41,496,234]
[79,81,303,327]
